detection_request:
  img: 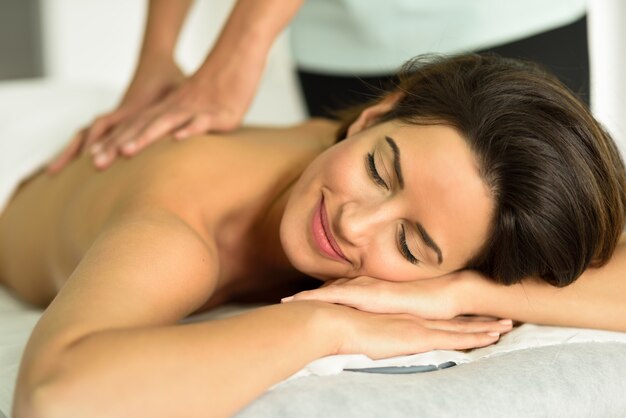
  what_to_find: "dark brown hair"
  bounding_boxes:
[336,54,626,287]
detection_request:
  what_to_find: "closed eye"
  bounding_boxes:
[399,224,420,265]
[366,152,389,190]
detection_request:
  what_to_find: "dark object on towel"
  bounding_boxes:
[345,361,457,374]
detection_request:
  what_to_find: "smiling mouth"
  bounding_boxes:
[311,194,348,262]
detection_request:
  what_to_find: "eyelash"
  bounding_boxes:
[366,151,420,265]
[400,225,420,265]
[366,152,389,190]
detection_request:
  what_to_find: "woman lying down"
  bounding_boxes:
[1,54,625,417]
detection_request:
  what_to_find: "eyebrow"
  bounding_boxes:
[385,136,404,188]
[385,135,444,265]
[417,222,443,265]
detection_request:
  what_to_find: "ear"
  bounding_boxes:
[346,91,404,137]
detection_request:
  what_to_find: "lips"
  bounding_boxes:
[311,194,348,262]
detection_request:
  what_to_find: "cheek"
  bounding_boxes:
[321,145,371,195]
[359,243,447,281]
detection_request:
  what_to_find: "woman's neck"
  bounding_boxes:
[219,119,340,290]
[249,170,300,275]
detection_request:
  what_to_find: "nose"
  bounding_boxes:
[336,200,397,247]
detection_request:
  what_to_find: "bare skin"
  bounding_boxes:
[0,111,511,417]
[0,119,337,309]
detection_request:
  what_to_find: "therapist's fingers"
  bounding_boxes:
[172,113,213,140]
[46,128,87,175]
[120,111,191,156]
[84,110,128,153]
[91,120,146,169]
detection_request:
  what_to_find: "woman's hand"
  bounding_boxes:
[283,274,470,320]
[312,302,512,359]
[47,55,186,174]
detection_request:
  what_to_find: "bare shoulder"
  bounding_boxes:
[31,208,220,352]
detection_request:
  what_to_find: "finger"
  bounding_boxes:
[84,111,127,151]
[287,277,372,301]
[123,112,192,155]
[92,121,144,169]
[46,129,87,174]
[427,328,502,351]
[92,124,139,170]
[92,145,119,170]
[285,281,395,313]
[284,286,348,304]
[422,318,513,334]
[173,114,212,140]
[207,110,241,133]
[455,315,503,322]
[320,278,350,288]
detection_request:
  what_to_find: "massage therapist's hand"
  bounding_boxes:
[49,48,265,172]
[309,301,511,359]
[47,54,185,174]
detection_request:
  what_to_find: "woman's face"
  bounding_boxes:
[280,119,494,282]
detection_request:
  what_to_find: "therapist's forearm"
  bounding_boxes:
[26,302,336,418]
[140,0,194,60]
[463,236,626,332]
[195,0,305,78]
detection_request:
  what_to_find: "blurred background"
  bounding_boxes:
[0,0,624,153]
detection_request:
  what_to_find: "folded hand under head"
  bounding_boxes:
[304,297,513,360]
[283,273,515,358]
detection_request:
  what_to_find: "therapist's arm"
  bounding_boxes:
[89,0,305,170]
[49,0,306,173]
[47,0,193,174]
[139,0,193,59]
[462,232,626,332]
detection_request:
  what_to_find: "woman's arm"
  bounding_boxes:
[12,210,336,418]
[27,303,335,418]
[461,232,626,331]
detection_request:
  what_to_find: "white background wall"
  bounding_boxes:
[38,0,625,152]
[39,0,307,125]
[588,0,626,154]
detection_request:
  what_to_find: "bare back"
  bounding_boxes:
[0,119,338,308]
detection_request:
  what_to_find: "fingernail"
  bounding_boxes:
[122,141,136,153]
[488,332,500,337]
[281,296,294,303]
[95,154,107,166]
[499,319,513,326]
